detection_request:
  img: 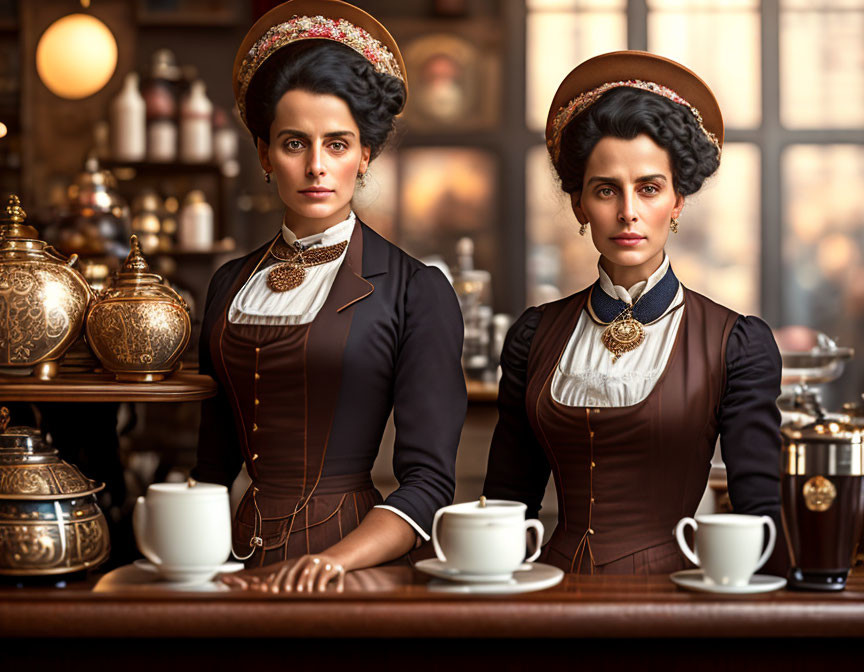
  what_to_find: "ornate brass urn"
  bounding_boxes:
[0,195,93,379]
[0,408,110,575]
[86,235,191,382]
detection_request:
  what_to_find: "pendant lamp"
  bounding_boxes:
[36,7,117,100]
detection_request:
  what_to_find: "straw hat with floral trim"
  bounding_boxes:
[545,50,724,165]
[232,0,407,133]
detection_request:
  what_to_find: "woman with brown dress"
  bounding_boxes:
[484,51,785,576]
[193,0,466,592]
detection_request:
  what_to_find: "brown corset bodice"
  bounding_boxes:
[526,287,738,572]
[208,224,380,565]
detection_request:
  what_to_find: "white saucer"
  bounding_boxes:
[134,558,244,584]
[416,560,564,595]
[670,569,787,594]
[414,559,534,583]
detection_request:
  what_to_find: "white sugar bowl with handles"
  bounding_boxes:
[431,497,544,575]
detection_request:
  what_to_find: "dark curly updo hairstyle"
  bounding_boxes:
[555,87,720,196]
[244,40,406,158]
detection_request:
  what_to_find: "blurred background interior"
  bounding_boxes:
[0,0,861,561]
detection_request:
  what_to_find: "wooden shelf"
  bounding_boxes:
[135,10,243,29]
[102,160,224,176]
[466,378,498,403]
[154,238,237,257]
[0,370,217,403]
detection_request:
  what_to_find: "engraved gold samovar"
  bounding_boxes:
[86,235,191,382]
[0,408,110,575]
[0,195,93,379]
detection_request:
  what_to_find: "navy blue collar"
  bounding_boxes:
[589,266,680,324]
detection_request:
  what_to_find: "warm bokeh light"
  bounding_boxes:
[352,151,398,241]
[817,233,859,280]
[36,13,117,100]
[648,0,761,129]
[781,1,864,128]
[782,143,864,376]
[0,122,7,139]
[526,0,627,131]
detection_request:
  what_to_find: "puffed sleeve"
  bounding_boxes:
[483,307,550,519]
[718,315,787,573]
[191,266,243,487]
[378,265,467,538]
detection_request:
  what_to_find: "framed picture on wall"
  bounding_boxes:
[392,20,502,132]
[398,146,500,293]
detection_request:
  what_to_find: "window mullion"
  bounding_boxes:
[760,0,783,325]
[628,0,648,51]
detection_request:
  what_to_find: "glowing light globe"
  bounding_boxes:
[36,14,117,100]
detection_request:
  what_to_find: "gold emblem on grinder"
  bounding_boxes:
[803,475,837,512]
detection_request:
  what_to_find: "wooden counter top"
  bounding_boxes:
[3,567,864,640]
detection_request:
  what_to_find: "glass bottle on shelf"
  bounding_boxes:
[110,72,146,162]
[131,190,163,255]
[144,49,181,163]
[180,80,213,163]
[159,193,180,252]
[452,237,492,380]
[178,189,213,251]
[213,107,239,177]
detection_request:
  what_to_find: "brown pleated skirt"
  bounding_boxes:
[233,473,383,568]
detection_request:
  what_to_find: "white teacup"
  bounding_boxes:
[432,499,544,576]
[133,481,231,583]
[675,513,776,587]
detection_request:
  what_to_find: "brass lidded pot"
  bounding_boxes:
[0,195,92,380]
[49,156,131,260]
[0,408,110,575]
[86,235,191,382]
[781,419,864,591]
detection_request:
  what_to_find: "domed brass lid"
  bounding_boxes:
[100,235,188,306]
[67,156,128,217]
[0,407,104,499]
[0,194,39,241]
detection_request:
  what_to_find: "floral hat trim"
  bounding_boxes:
[547,79,721,163]
[237,14,404,123]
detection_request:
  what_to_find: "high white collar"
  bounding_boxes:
[598,253,669,305]
[281,211,356,248]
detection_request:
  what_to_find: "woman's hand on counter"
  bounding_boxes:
[219,555,346,593]
[219,508,417,594]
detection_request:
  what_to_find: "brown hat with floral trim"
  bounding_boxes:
[232,0,407,129]
[545,50,724,164]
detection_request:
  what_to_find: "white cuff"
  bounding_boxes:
[374,505,431,541]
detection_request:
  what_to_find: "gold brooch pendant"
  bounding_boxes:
[601,311,646,362]
[266,238,348,293]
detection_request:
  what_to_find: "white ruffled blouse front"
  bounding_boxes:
[551,255,685,408]
[228,212,355,326]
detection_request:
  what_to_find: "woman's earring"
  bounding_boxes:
[357,171,367,188]
[263,171,271,183]
[670,217,679,234]
[579,222,588,236]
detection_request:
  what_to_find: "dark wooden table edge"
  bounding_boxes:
[3,596,864,639]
